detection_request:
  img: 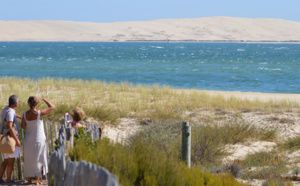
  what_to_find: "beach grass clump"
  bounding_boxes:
[192,120,276,165]
[242,151,288,180]
[262,180,293,186]
[278,136,300,151]
[243,166,288,181]
[213,120,276,144]
[128,119,277,167]
[243,151,286,168]
[70,134,244,186]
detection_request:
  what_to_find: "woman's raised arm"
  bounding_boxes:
[40,98,55,116]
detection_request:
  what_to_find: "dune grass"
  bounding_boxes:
[243,151,287,168]
[278,136,300,152]
[0,77,299,123]
[69,118,277,185]
[127,119,277,171]
[70,130,244,186]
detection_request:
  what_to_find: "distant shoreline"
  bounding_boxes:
[1,40,300,43]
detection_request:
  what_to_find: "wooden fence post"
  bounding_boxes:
[55,125,58,140]
[181,121,191,167]
[50,124,54,151]
[45,121,49,142]
[98,127,102,139]
[65,127,75,153]
[64,119,67,128]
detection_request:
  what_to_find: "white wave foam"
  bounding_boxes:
[67,58,78,61]
[259,67,282,71]
[150,46,164,49]
[274,47,288,50]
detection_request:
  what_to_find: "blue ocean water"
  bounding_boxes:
[0,42,299,93]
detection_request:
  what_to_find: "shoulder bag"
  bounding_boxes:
[0,111,16,154]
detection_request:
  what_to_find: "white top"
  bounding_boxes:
[23,110,48,178]
[0,106,19,135]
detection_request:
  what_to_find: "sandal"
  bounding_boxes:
[6,180,17,183]
[0,180,6,183]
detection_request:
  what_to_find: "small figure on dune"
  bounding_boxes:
[66,107,86,131]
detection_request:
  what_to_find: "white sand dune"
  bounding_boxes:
[1,17,300,42]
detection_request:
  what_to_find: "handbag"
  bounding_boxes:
[0,129,16,154]
[0,110,16,154]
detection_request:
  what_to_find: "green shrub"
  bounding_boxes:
[70,133,244,186]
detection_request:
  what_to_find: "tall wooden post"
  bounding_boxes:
[181,121,191,167]
[50,124,54,151]
[98,127,102,139]
[64,119,67,128]
[55,125,58,139]
[65,127,75,153]
[45,121,49,141]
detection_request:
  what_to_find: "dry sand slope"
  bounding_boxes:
[1,16,300,42]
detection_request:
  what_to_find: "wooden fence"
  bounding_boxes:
[48,122,118,186]
[1,120,118,186]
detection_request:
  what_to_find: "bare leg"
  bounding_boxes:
[0,159,9,181]
[5,158,15,182]
[35,176,41,185]
[28,177,32,184]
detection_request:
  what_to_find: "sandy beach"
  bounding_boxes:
[1,17,300,42]
[205,90,300,102]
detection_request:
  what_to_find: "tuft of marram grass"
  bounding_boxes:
[241,150,289,180]
[278,136,300,152]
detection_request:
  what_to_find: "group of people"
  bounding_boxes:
[0,95,86,185]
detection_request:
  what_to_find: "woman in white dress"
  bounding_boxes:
[21,96,55,185]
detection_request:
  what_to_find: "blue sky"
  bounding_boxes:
[1,0,300,22]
